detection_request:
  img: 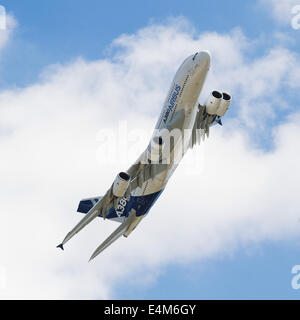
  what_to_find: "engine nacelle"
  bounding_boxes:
[205,91,222,115]
[147,136,164,162]
[112,172,130,197]
[216,92,231,116]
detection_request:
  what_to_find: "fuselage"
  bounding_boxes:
[59,50,231,259]
[106,51,211,222]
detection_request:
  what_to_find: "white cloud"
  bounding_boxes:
[0,13,16,52]
[259,0,299,25]
[0,17,300,299]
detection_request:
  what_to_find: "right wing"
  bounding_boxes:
[190,104,222,148]
[89,209,137,261]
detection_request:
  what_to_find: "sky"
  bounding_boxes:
[0,0,300,299]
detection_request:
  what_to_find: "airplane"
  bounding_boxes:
[57,51,231,261]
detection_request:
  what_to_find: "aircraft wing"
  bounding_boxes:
[57,186,116,249]
[58,109,184,252]
[58,160,166,251]
[89,209,137,261]
[190,104,222,148]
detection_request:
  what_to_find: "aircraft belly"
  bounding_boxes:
[129,190,163,217]
[99,53,209,227]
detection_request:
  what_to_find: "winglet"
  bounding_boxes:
[216,119,223,126]
[57,243,64,250]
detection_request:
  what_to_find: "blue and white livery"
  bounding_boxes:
[57,51,231,261]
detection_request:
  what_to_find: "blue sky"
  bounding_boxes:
[116,241,300,299]
[0,0,294,88]
[0,0,300,299]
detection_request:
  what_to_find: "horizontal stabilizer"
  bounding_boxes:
[77,196,102,214]
[56,243,64,250]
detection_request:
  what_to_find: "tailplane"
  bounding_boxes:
[77,196,103,214]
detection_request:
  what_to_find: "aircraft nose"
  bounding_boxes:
[197,50,211,68]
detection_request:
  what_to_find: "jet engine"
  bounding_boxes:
[216,92,231,116]
[112,172,130,197]
[205,91,231,116]
[147,136,164,162]
[205,90,222,115]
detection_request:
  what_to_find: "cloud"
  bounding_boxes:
[111,21,300,133]
[0,17,300,299]
[258,0,299,25]
[0,13,17,52]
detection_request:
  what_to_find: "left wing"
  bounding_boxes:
[57,160,167,251]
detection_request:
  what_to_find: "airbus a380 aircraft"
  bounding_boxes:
[57,51,231,261]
